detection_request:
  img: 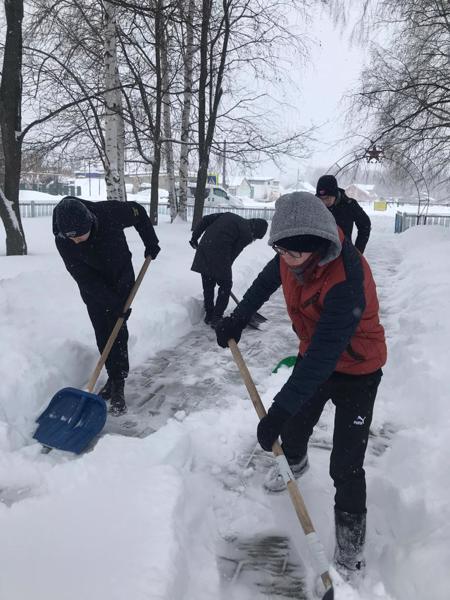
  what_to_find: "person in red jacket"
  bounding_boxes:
[215,191,386,580]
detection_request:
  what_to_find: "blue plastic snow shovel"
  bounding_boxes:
[33,257,152,454]
[228,339,334,600]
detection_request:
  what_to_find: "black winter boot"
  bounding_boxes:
[98,378,112,400]
[334,509,366,580]
[204,310,214,325]
[109,379,127,416]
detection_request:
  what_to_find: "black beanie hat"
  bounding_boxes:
[55,197,94,238]
[275,234,329,253]
[316,175,338,198]
[249,218,269,239]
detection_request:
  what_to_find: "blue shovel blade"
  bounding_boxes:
[34,387,107,454]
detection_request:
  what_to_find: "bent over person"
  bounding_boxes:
[53,196,160,416]
[215,192,386,579]
[316,174,371,254]
[189,212,268,328]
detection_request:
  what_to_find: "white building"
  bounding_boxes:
[345,183,378,203]
[236,177,281,201]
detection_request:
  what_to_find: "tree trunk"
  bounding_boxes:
[103,1,126,202]
[178,0,195,222]
[161,25,177,222]
[149,0,164,225]
[192,0,229,229]
[192,0,211,229]
[0,0,27,255]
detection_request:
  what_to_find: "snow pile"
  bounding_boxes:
[0,213,449,599]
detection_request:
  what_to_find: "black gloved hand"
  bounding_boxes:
[189,239,198,250]
[145,244,161,259]
[215,315,245,348]
[257,403,291,452]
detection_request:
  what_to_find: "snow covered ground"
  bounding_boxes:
[0,206,449,600]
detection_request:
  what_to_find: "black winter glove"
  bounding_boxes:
[215,315,245,348]
[145,244,161,259]
[257,403,291,452]
[189,239,199,250]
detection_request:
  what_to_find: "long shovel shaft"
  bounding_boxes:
[86,257,152,392]
[228,339,333,596]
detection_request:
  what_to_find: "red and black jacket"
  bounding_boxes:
[232,234,386,415]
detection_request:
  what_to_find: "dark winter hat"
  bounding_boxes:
[316,175,338,198]
[54,196,94,238]
[268,192,341,266]
[248,218,268,239]
[275,234,329,253]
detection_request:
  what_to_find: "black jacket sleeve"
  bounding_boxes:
[109,201,159,252]
[351,201,371,253]
[231,221,253,262]
[272,277,366,415]
[191,213,223,243]
[232,255,282,323]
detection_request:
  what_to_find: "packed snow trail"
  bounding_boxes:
[95,216,398,600]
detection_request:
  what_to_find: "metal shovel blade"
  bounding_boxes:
[33,387,107,454]
[250,311,267,323]
[247,315,261,330]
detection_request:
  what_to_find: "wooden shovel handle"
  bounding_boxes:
[228,339,333,592]
[86,257,152,392]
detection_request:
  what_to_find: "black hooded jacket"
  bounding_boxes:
[329,189,371,253]
[53,198,159,310]
[191,212,267,282]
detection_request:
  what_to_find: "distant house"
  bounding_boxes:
[345,183,378,203]
[238,177,281,201]
[225,176,248,196]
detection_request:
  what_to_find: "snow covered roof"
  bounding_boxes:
[245,177,279,184]
[283,181,315,194]
[349,183,376,192]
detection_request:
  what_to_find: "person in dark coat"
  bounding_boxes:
[189,212,268,328]
[53,196,160,415]
[214,192,386,580]
[316,174,371,253]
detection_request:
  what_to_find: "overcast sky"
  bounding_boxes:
[258,5,370,184]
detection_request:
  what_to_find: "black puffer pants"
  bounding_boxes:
[87,303,129,380]
[280,367,383,514]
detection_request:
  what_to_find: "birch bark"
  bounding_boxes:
[103,1,126,202]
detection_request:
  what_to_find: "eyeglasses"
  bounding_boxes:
[272,244,304,259]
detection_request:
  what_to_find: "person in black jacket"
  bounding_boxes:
[53,196,160,415]
[189,212,268,328]
[316,174,371,253]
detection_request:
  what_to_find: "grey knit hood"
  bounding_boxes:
[268,191,341,265]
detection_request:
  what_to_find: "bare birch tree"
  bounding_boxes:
[103,0,127,201]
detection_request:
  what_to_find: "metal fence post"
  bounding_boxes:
[31,201,36,218]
